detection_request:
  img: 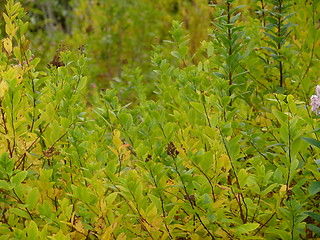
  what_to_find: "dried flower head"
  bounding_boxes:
[166,142,179,158]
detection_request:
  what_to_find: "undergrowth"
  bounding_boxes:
[0,0,319,239]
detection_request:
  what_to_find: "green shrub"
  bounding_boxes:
[0,0,319,239]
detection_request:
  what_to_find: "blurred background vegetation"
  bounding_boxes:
[0,0,318,102]
[0,0,215,101]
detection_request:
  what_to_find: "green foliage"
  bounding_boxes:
[210,0,248,93]
[14,0,213,99]
[0,0,320,239]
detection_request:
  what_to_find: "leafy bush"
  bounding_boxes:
[0,0,319,239]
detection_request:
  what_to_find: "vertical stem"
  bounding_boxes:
[261,0,266,27]
[277,0,283,87]
[227,1,233,92]
[218,127,248,224]
[285,111,292,192]
[1,103,13,157]
[149,169,174,239]
[279,61,283,87]
[173,160,216,239]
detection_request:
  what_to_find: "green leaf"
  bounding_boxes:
[261,46,277,54]
[272,108,287,124]
[78,56,86,67]
[228,135,241,160]
[190,102,205,114]
[118,112,133,131]
[77,76,87,91]
[10,208,30,219]
[106,192,118,205]
[38,200,53,218]
[26,187,40,210]
[11,171,28,186]
[235,223,259,234]
[0,180,13,190]
[306,224,320,234]
[311,128,320,133]
[40,224,48,239]
[46,103,55,122]
[13,46,21,61]
[27,221,39,240]
[309,181,320,195]
[20,22,29,36]
[305,212,320,222]
[171,51,181,59]
[289,158,299,175]
[261,183,278,197]
[202,193,212,205]
[302,137,320,148]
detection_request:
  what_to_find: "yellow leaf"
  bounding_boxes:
[112,129,123,149]
[0,81,8,98]
[2,38,12,55]
[217,154,231,172]
[72,215,86,234]
[191,233,200,240]
[116,232,126,240]
[107,146,119,157]
[212,199,226,209]
[2,13,10,25]
[215,227,228,238]
[216,184,230,191]
[94,217,106,234]
[101,222,117,240]
[147,205,158,217]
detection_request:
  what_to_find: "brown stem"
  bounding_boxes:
[0,103,13,157]
[173,160,217,239]
[218,127,248,224]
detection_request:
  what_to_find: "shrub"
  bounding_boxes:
[0,0,319,239]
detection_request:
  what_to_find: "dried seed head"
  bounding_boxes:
[184,194,196,205]
[166,142,179,158]
[145,154,152,162]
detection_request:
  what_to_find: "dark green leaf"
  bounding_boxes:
[309,181,320,195]
[302,137,320,148]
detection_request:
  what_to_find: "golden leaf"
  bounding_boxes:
[2,38,12,55]
[0,81,8,98]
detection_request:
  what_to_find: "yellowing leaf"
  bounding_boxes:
[218,154,231,172]
[11,171,28,186]
[101,222,117,240]
[26,187,39,210]
[2,37,12,55]
[279,184,287,197]
[105,192,118,206]
[116,232,126,240]
[51,230,69,240]
[212,198,226,209]
[215,227,229,238]
[73,216,85,234]
[235,223,260,234]
[147,205,158,217]
[2,13,10,25]
[94,217,106,234]
[0,81,8,98]
[112,129,122,149]
[107,146,119,157]
[191,234,200,240]
[13,46,21,61]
